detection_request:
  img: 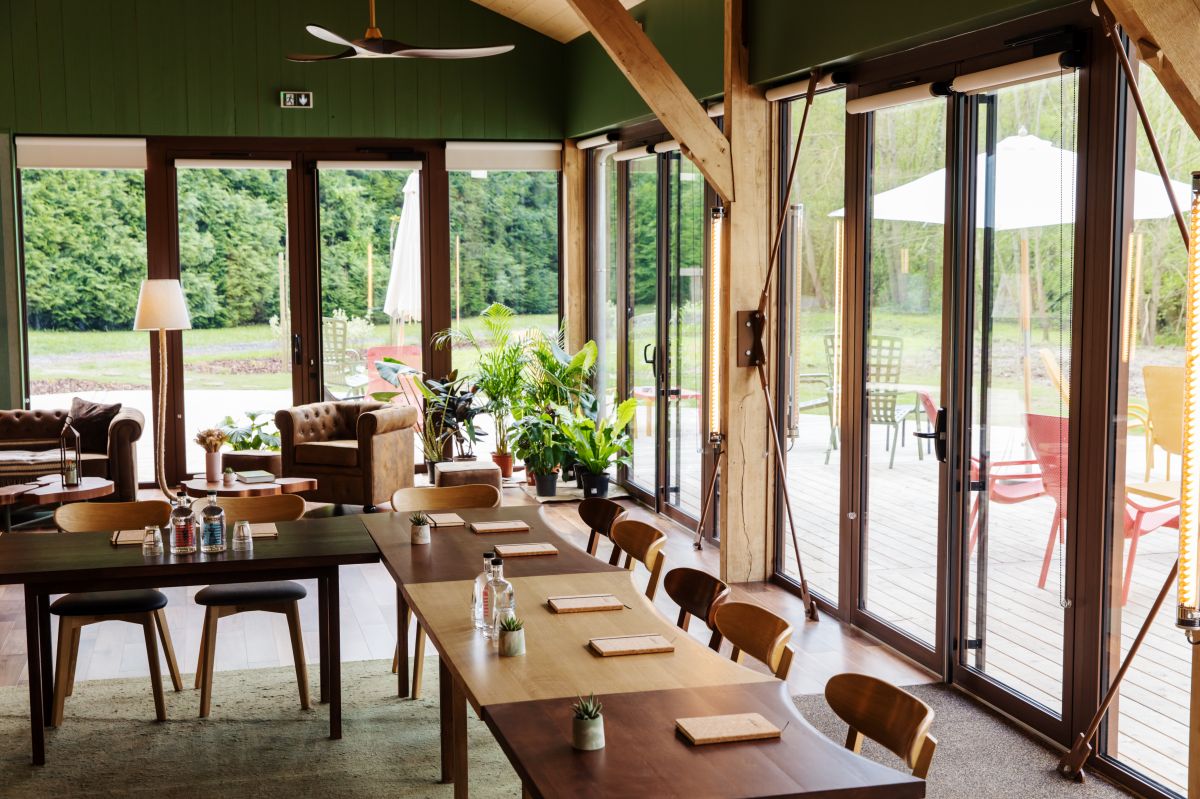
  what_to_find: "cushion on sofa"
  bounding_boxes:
[69,397,122,453]
[294,440,359,468]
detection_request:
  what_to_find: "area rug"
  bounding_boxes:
[0,662,1135,798]
[516,482,630,504]
[794,684,1134,799]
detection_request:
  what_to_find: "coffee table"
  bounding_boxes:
[181,476,317,498]
[1,476,116,532]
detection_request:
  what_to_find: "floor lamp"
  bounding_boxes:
[133,279,192,497]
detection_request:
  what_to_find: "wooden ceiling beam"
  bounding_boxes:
[564,0,735,202]
[1105,0,1200,139]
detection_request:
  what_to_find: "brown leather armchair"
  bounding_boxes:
[0,407,144,501]
[276,401,417,511]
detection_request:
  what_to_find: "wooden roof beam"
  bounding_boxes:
[564,0,735,202]
[1104,0,1200,139]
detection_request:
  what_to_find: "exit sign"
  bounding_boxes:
[280,91,314,109]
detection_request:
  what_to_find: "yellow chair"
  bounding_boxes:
[1143,365,1183,481]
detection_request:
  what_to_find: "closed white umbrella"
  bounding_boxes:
[384,171,422,323]
[831,132,1190,226]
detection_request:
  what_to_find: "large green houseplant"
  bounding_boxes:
[558,398,637,498]
[509,408,565,497]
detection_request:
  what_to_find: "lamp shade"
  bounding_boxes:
[132,279,191,331]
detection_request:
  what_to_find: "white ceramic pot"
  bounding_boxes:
[412,524,431,545]
[205,452,222,482]
[572,716,605,751]
[499,628,525,657]
[223,472,236,486]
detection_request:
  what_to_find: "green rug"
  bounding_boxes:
[0,659,518,798]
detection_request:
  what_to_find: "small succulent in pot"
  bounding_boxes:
[222,466,236,486]
[571,692,605,751]
[409,511,432,545]
[497,615,525,657]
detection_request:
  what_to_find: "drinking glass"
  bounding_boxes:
[232,520,254,553]
[142,525,164,556]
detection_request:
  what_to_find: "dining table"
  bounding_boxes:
[362,505,925,798]
[0,513,380,765]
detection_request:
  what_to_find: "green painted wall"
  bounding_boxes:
[565,0,1074,137]
[566,0,723,137]
[0,0,566,140]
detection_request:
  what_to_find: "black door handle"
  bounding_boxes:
[913,407,948,463]
[292,333,303,367]
[643,343,658,377]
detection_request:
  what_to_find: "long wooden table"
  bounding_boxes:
[0,514,380,765]
[363,506,924,798]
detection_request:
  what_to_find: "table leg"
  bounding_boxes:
[396,588,410,698]
[3,505,10,533]
[451,670,467,799]
[24,586,45,766]
[38,593,52,721]
[318,574,329,704]
[328,568,341,740]
[439,656,452,783]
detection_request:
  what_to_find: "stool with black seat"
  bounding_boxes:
[51,500,182,726]
[192,494,309,718]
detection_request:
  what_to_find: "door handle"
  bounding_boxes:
[643,343,658,376]
[913,407,948,463]
[292,334,303,367]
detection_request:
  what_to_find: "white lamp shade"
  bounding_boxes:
[132,279,192,331]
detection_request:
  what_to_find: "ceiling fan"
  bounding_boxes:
[287,0,515,62]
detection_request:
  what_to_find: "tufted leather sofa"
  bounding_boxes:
[275,400,417,511]
[0,407,144,501]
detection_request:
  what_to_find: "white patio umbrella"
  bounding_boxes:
[383,171,422,330]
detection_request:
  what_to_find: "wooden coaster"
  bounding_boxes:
[588,634,674,657]
[429,513,465,527]
[470,520,530,534]
[675,713,782,745]
[494,542,557,558]
[548,594,624,613]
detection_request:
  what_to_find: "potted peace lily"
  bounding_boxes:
[559,398,637,499]
[571,693,604,751]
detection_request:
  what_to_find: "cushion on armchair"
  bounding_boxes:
[294,440,359,468]
[69,397,122,453]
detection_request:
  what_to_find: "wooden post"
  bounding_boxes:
[562,140,589,352]
[719,0,773,584]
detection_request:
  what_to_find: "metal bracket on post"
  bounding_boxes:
[737,310,766,367]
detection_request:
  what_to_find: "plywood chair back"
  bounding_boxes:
[391,484,501,513]
[578,497,625,560]
[663,567,730,650]
[824,672,937,779]
[216,494,305,524]
[609,518,667,600]
[55,500,172,533]
[713,601,794,679]
[1144,365,1184,457]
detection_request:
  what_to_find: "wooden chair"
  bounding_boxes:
[713,601,794,680]
[577,497,625,563]
[824,673,938,779]
[610,519,667,600]
[50,500,182,725]
[663,567,729,650]
[389,484,501,698]
[192,493,308,718]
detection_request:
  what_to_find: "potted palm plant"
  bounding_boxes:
[571,693,605,751]
[559,398,637,499]
[432,304,528,478]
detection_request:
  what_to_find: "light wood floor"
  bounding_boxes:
[0,486,931,704]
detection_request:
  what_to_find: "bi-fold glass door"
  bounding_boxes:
[617,149,711,529]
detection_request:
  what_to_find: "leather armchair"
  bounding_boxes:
[0,407,144,501]
[276,401,417,511]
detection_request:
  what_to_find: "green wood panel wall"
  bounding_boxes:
[0,0,566,140]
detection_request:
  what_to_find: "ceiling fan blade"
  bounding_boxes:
[287,49,357,62]
[392,44,515,59]
[305,24,359,49]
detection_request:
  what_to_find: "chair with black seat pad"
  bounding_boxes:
[192,494,309,718]
[51,500,181,725]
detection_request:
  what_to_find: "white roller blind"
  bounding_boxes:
[175,159,292,169]
[846,83,942,115]
[764,73,840,103]
[951,52,1075,95]
[316,160,423,171]
[16,137,147,169]
[445,141,562,171]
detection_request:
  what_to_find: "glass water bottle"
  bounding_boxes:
[471,551,495,632]
[485,558,514,640]
[170,490,196,555]
[200,491,226,553]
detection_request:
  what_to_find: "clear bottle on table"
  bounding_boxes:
[170,489,196,555]
[486,558,515,640]
[471,551,495,632]
[200,491,226,553]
